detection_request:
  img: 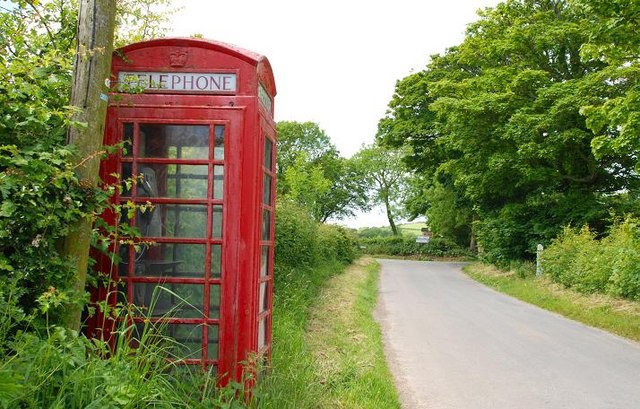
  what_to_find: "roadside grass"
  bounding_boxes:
[465,263,640,342]
[258,257,400,408]
[305,257,401,408]
[256,262,340,408]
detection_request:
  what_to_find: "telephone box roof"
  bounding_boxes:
[115,37,276,96]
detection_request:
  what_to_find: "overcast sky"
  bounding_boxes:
[168,0,502,227]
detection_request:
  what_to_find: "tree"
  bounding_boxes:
[352,144,408,235]
[276,121,337,188]
[0,0,78,150]
[573,0,640,170]
[315,155,370,222]
[378,0,640,262]
[276,121,369,222]
[114,0,173,47]
[377,61,475,246]
[282,152,331,222]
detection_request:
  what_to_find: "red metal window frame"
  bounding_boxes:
[115,118,229,368]
[257,128,276,358]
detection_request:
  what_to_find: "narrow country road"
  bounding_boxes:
[375,259,640,409]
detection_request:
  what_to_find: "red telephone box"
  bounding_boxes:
[93,38,276,383]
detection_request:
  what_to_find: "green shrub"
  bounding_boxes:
[542,226,595,288]
[605,219,640,300]
[274,200,320,269]
[571,234,611,294]
[543,218,640,300]
[0,146,104,336]
[359,236,470,258]
[475,209,535,266]
[273,201,359,305]
[318,224,359,265]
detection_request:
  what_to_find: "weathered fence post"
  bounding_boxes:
[536,244,544,277]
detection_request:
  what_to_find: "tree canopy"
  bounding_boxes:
[378,0,640,262]
[276,121,369,222]
[351,143,409,236]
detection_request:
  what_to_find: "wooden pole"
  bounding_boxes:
[62,0,116,331]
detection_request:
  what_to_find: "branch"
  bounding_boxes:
[561,173,597,183]
[25,0,57,49]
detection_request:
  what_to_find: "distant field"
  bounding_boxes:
[398,222,427,237]
[358,222,427,237]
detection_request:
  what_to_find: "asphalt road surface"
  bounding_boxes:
[375,259,640,409]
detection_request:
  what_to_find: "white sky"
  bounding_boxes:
[168,0,501,227]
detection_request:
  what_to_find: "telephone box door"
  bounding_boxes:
[101,105,246,376]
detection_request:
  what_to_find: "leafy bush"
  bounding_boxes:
[542,218,640,300]
[274,200,320,269]
[357,226,394,238]
[475,212,532,266]
[359,236,470,258]
[273,200,360,311]
[317,224,358,265]
[0,146,104,336]
[474,196,610,267]
[542,226,598,288]
[572,234,614,294]
[605,220,640,300]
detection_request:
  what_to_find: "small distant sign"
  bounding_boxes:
[416,236,430,244]
[118,71,237,93]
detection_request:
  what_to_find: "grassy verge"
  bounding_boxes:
[305,257,400,408]
[256,262,340,408]
[465,263,640,342]
[258,258,400,408]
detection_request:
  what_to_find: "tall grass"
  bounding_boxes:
[305,259,400,408]
[0,200,364,408]
[256,262,342,408]
[0,289,244,408]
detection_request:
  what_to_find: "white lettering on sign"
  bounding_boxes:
[258,83,273,114]
[118,71,237,93]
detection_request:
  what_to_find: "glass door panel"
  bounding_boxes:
[117,120,227,367]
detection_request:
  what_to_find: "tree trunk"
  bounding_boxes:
[469,213,478,253]
[62,0,116,331]
[383,193,398,236]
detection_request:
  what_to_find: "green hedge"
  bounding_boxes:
[0,146,105,340]
[359,236,471,258]
[542,218,640,300]
[274,200,358,270]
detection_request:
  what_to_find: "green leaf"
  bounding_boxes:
[0,201,16,217]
